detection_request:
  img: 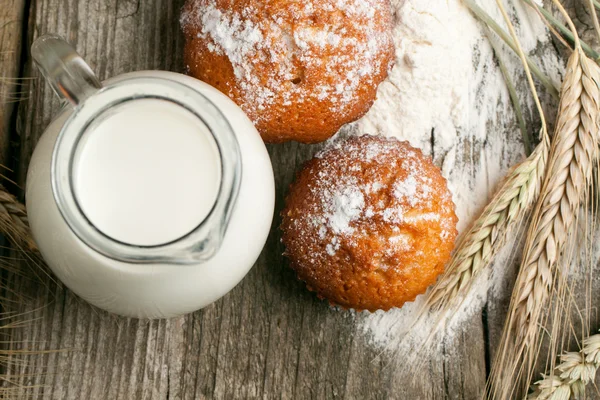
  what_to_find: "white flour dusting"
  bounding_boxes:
[349,0,563,355]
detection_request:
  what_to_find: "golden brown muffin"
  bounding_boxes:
[181,0,395,143]
[281,135,458,311]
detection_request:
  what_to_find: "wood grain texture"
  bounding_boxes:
[0,0,25,165]
[0,0,596,399]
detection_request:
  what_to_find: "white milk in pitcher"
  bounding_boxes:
[27,67,274,318]
[72,98,222,247]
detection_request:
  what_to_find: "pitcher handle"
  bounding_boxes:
[31,34,102,106]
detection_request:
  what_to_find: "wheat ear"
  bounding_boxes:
[426,138,548,311]
[514,48,599,359]
[489,48,600,399]
[528,333,600,399]
[425,0,551,315]
[0,185,36,252]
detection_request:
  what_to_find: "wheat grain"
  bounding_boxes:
[404,0,551,345]
[528,332,600,399]
[423,0,551,316]
[426,138,548,311]
[528,374,571,400]
[583,334,600,364]
[489,48,600,399]
[515,48,599,356]
[558,352,596,383]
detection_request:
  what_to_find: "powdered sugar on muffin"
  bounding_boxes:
[308,137,455,261]
[181,0,394,143]
[281,135,458,311]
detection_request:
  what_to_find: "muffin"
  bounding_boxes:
[181,0,395,143]
[281,135,458,311]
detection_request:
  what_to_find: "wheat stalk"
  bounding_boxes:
[0,185,36,253]
[426,138,548,311]
[489,47,600,399]
[462,0,560,98]
[522,0,600,62]
[414,0,551,330]
[528,333,600,399]
[515,47,599,355]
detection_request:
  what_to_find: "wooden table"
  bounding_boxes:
[0,0,597,399]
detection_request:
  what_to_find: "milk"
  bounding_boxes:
[72,98,221,247]
[27,69,275,318]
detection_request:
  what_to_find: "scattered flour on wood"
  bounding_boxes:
[345,0,563,356]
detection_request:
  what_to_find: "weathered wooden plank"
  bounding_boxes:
[0,0,25,166]
[0,0,28,396]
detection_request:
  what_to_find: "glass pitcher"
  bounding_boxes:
[25,34,275,318]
